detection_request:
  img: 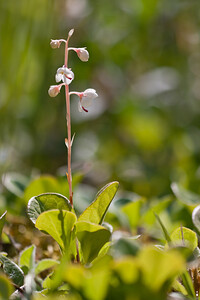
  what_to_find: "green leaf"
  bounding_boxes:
[2,172,28,197]
[78,181,119,225]
[42,272,54,290]
[35,259,59,275]
[181,271,196,298]
[19,245,36,271]
[35,210,77,254]
[0,274,14,300]
[170,227,198,251]
[192,205,200,232]
[27,193,72,224]
[154,213,171,243]
[24,176,62,202]
[0,254,24,286]
[76,221,111,263]
[110,237,140,258]
[171,183,200,206]
[138,247,185,291]
[121,198,144,228]
[0,211,7,238]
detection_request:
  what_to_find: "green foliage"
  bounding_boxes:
[76,221,111,263]
[0,254,24,286]
[170,227,198,251]
[27,192,72,224]
[0,274,14,300]
[19,245,36,273]
[35,210,77,256]
[35,259,59,276]
[78,181,119,224]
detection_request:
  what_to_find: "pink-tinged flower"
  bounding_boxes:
[55,66,74,85]
[78,88,98,112]
[69,47,89,62]
[76,48,89,62]
[48,85,62,97]
[50,39,62,49]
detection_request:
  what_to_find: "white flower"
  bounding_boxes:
[78,88,98,112]
[48,85,62,97]
[50,39,61,49]
[55,66,74,85]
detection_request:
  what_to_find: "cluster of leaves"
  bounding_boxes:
[2,177,200,299]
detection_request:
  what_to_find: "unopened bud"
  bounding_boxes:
[68,29,74,38]
[48,85,61,97]
[76,48,89,62]
[50,39,61,49]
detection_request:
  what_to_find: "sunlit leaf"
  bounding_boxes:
[35,259,59,275]
[27,193,72,224]
[19,245,36,271]
[138,247,185,291]
[121,198,144,228]
[0,254,24,286]
[170,227,198,251]
[35,210,77,254]
[0,274,14,300]
[78,181,119,225]
[76,221,111,263]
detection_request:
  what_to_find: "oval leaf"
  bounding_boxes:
[35,209,77,253]
[78,181,119,225]
[19,245,36,271]
[171,183,200,206]
[35,259,59,275]
[27,193,72,224]
[170,227,198,251]
[0,254,24,286]
[76,221,111,263]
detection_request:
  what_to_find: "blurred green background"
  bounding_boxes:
[1,0,200,203]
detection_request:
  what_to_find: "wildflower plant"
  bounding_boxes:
[25,29,119,265]
[48,29,98,205]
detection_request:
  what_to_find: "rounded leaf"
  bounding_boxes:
[35,209,77,253]
[170,227,198,251]
[27,193,72,224]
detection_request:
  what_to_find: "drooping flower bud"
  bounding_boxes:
[55,66,74,85]
[78,88,98,112]
[50,39,61,49]
[76,48,89,62]
[48,85,62,97]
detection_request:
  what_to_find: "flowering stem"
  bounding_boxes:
[64,37,73,206]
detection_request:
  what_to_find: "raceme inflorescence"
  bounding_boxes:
[48,29,98,206]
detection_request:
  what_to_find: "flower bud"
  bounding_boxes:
[68,29,74,38]
[50,39,61,49]
[76,48,89,62]
[48,85,61,97]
